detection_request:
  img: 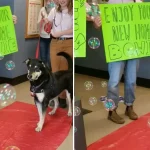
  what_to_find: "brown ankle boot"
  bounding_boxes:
[108,110,125,124]
[125,106,138,120]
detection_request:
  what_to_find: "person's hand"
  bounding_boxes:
[43,18,49,23]
[53,0,59,5]
[44,22,52,34]
[41,11,45,19]
[12,15,17,24]
[86,14,94,21]
[93,16,102,28]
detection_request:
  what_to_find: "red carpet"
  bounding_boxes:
[88,113,150,150]
[0,102,72,150]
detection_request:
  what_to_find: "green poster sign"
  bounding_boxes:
[0,6,18,56]
[100,3,150,63]
[74,0,86,57]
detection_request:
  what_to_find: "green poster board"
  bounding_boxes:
[74,0,86,57]
[100,3,150,63]
[0,6,18,56]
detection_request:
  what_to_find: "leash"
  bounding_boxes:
[35,19,44,59]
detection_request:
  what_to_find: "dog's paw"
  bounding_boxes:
[37,122,40,126]
[67,111,72,117]
[48,110,56,115]
[35,126,42,132]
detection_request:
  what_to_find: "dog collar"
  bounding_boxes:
[30,86,44,93]
[32,81,44,91]
[30,80,47,93]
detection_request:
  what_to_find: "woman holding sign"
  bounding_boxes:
[87,0,143,124]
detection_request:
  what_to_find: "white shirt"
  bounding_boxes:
[47,8,73,38]
[37,7,51,38]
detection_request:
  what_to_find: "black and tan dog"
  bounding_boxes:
[24,52,73,132]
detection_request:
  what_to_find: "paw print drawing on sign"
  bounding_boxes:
[74,0,86,57]
[75,33,86,51]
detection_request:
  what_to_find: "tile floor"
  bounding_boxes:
[2,73,150,149]
[75,73,150,146]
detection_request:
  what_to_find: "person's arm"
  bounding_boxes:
[62,29,73,35]
[52,29,73,38]
[12,15,17,24]
[86,14,102,29]
[85,2,94,22]
[37,8,43,24]
[85,2,101,29]
[43,7,55,24]
[93,16,102,29]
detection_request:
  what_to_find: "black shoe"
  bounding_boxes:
[58,97,67,108]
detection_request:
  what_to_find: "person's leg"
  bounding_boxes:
[58,39,73,71]
[107,61,125,106]
[50,39,62,72]
[124,59,139,120]
[39,37,47,64]
[107,61,125,124]
[45,38,52,70]
[49,39,60,108]
[50,39,73,72]
[57,39,73,108]
[56,39,73,107]
[50,39,68,108]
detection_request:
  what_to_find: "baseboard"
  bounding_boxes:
[0,74,28,86]
[75,65,150,88]
[82,108,93,115]
[1,67,150,88]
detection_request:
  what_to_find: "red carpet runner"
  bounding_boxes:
[0,102,72,150]
[88,113,150,150]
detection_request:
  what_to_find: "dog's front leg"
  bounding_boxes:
[49,97,59,115]
[35,101,47,132]
[66,90,72,116]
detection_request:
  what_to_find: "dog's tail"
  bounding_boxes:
[57,52,73,70]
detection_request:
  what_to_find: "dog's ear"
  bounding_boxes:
[23,58,30,65]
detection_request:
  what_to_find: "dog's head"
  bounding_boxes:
[24,58,46,81]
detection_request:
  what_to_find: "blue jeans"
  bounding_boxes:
[40,37,51,69]
[107,59,139,107]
